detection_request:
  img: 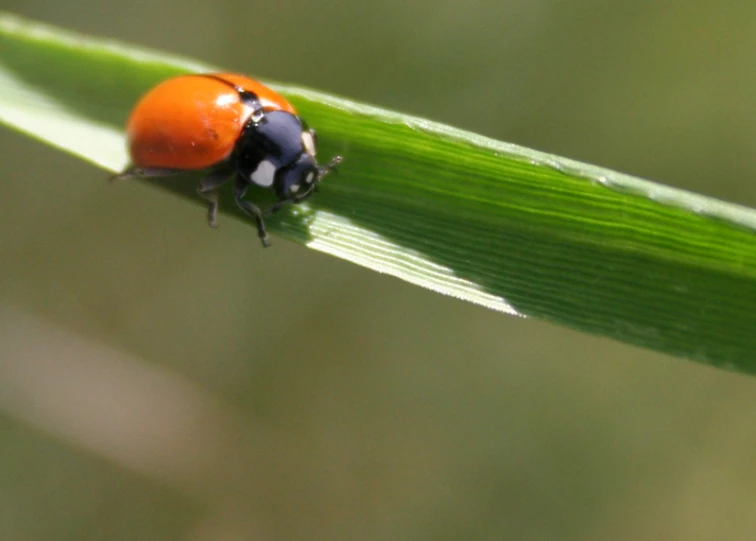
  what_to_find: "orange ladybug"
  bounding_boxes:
[114,73,341,247]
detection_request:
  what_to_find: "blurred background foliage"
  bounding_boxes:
[2,1,756,540]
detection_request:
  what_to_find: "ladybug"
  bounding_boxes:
[113,73,342,247]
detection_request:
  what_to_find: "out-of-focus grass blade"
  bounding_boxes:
[2,12,756,374]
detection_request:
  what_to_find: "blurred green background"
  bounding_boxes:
[2,1,756,540]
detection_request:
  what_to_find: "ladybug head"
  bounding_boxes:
[274,152,319,201]
[237,110,341,204]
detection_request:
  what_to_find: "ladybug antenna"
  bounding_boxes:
[318,155,343,180]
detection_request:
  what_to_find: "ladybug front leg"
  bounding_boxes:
[263,190,313,217]
[233,176,270,248]
[197,167,233,229]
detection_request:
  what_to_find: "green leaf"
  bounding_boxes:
[2,12,756,374]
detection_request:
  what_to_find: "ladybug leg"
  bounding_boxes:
[197,168,233,229]
[233,176,270,248]
[109,166,183,182]
[263,199,289,217]
[263,190,314,217]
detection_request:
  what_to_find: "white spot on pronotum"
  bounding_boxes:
[301,132,316,156]
[305,172,315,184]
[290,184,301,193]
[250,159,276,187]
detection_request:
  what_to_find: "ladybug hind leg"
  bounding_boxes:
[109,166,184,182]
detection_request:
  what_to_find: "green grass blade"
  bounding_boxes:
[2,12,756,374]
